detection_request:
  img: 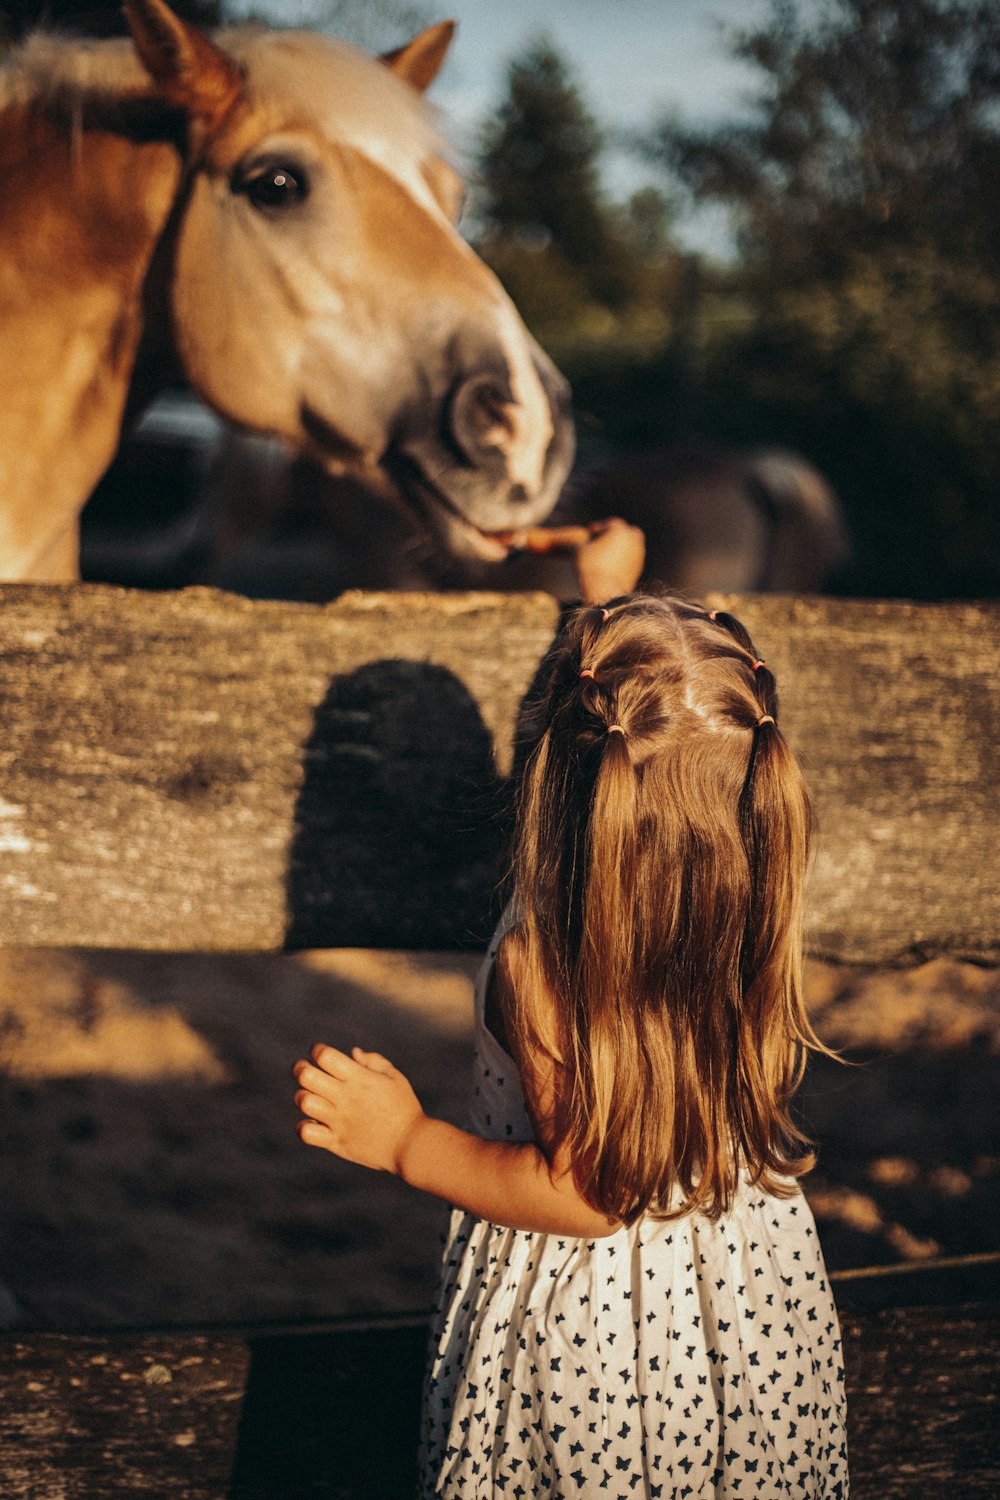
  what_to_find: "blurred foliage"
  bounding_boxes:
[652,0,1000,281]
[473,40,682,376]
[638,0,1000,597]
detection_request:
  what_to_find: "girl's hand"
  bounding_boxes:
[574,517,646,604]
[493,517,645,603]
[292,1044,424,1175]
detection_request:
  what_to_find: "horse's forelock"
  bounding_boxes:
[219,29,453,179]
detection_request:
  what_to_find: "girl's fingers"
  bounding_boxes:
[293,1061,341,1097]
[297,1118,334,1149]
[586,516,626,536]
[310,1043,356,1079]
[352,1047,395,1076]
[294,1046,384,1085]
[294,1088,335,1123]
[293,1046,357,1093]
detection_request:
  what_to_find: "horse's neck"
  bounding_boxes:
[0,101,182,580]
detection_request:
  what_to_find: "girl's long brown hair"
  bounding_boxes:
[505,594,826,1225]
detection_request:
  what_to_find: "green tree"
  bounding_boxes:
[645,0,1000,596]
[475,39,683,371]
[477,38,640,315]
[653,0,1000,281]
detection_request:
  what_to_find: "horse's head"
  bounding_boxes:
[125,0,573,559]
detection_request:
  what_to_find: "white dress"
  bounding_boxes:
[418,919,849,1499]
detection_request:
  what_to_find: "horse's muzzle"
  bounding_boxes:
[386,341,574,559]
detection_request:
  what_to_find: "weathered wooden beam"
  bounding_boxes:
[0,585,996,961]
[0,1304,997,1498]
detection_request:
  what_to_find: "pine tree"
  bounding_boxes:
[477,38,636,312]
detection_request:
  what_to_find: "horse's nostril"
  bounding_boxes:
[450,373,516,464]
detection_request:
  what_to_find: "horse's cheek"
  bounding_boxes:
[169,194,303,435]
[172,184,418,455]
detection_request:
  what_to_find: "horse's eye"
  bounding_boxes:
[237,163,309,211]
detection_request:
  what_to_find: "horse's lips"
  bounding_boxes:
[421,504,516,563]
[381,448,525,562]
[461,530,514,561]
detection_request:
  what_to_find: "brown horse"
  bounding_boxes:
[0,0,573,580]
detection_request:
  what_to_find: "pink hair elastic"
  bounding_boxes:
[752,659,766,672]
[600,607,611,621]
[708,610,718,622]
[607,724,626,736]
[580,667,595,680]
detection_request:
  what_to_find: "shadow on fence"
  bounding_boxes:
[286,659,506,951]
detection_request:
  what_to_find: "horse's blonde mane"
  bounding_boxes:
[224,29,446,164]
[0,26,450,180]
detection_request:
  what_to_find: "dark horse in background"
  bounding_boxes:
[81,407,849,600]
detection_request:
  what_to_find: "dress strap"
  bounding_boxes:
[475,899,519,1022]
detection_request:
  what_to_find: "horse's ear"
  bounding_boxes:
[380,20,455,93]
[124,0,243,127]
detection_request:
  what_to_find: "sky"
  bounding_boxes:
[432,0,769,140]
[430,0,774,253]
[236,0,781,255]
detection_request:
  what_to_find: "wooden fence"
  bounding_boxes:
[1,584,998,1497]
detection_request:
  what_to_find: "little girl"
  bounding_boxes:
[293,522,849,1498]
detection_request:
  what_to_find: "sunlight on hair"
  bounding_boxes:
[508,594,826,1223]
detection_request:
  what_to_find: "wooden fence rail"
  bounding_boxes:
[1,586,997,961]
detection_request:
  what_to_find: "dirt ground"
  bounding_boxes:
[0,948,997,1330]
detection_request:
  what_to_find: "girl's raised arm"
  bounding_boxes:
[291,939,619,1239]
[293,1047,618,1237]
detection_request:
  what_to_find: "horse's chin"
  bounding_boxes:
[425,509,514,563]
[407,489,518,563]
[381,451,537,563]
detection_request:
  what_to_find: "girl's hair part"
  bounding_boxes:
[505,594,830,1225]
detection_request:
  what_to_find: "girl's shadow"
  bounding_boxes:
[285,658,510,951]
[230,646,562,1493]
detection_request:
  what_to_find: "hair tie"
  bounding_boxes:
[607,723,626,737]
[579,667,595,680]
[752,659,766,672]
[756,714,775,728]
[708,610,718,622]
[600,607,611,622]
